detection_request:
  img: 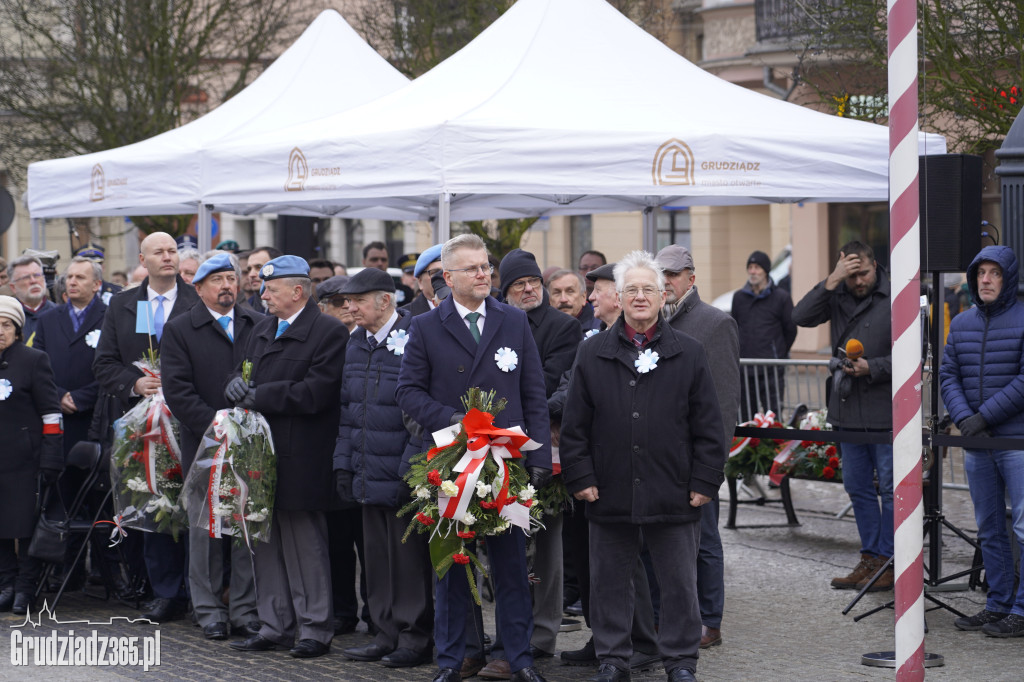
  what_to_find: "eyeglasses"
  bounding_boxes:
[12,272,44,284]
[621,286,661,299]
[508,276,542,293]
[447,264,494,276]
[425,268,443,278]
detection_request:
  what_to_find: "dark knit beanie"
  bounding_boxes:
[499,249,542,299]
[747,250,771,275]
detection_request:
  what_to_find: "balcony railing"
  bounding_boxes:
[755,0,850,43]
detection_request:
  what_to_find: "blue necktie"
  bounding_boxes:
[154,296,166,341]
[367,333,378,349]
[218,315,233,341]
[70,307,85,333]
[276,320,290,339]
[633,332,646,349]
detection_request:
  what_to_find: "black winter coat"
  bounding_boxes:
[526,297,582,398]
[0,343,63,538]
[242,299,349,511]
[334,311,414,508]
[161,302,263,471]
[560,316,726,524]
[730,281,796,359]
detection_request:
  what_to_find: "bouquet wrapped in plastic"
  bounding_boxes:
[184,407,277,551]
[110,356,186,538]
[400,388,545,603]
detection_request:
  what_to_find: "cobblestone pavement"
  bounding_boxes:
[1,474,1020,681]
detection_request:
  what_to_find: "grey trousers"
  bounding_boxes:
[254,509,334,646]
[187,524,258,628]
[362,505,434,653]
[590,520,701,674]
[530,511,563,653]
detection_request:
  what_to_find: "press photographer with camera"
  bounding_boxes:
[792,241,894,592]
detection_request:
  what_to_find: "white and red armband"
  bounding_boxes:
[42,413,64,435]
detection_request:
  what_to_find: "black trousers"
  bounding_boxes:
[0,538,42,595]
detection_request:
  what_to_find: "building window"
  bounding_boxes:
[655,207,691,253]
[345,219,365,267]
[829,202,889,269]
[570,215,592,269]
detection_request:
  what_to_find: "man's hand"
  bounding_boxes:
[60,393,77,414]
[957,413,989,437]
[528,467,552,491]
[449,412,466,426]
[224,377,256,409]
[690,491,711,507]
[134,376,161,397]
[574,486,599,502]
[842,357,870,378]
[825,251,863,290]
[335,469,355,505]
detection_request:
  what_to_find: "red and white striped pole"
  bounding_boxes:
[887,0,925,678]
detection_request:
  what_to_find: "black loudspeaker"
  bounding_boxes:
[919,154,983,272]
[275,215,317,259]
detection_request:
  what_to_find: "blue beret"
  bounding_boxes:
[259,255,310,282]
[193,252,235,284]
[414,244,443,277]
[342,267,395,295]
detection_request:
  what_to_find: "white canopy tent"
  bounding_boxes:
[200,0,945,241]
[26,9,409,248]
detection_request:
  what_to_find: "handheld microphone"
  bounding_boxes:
[845,338,864,361]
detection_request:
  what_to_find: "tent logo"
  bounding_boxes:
[285,147,308,191]
[652,139,695,186]
[90,164,105,201]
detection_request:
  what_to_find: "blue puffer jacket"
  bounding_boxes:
[940,246,1024,437]
[334,310,415,507]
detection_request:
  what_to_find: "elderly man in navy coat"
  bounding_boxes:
[161,253,263,641]
[397,234,552,682]
[225,255,348,659]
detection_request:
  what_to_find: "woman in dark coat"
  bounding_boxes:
[0,295,64,615]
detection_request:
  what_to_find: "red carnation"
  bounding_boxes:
[773,439,785,445]
[822,466,836,479]
[230,487,240,496]
[750,438,761,447]
[132,451,144,462]
[457,530,476,539]
[416,512,436,526]
[248,470,262,479]
[163,465,183,481]
[808,453,818,459]
[828,456,840,468]
[801,440,813,449]
[826,445,837,456]
[452,553,470,565]
[232,513,242,521]
[427,470,442,487]
[479,500,498,510]
[523,499,534,508]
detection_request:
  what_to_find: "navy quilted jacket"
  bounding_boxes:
[334,310,415,507]
[940,246,1024,437]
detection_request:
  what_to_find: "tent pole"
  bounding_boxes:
[197,203,213,252]
[642,207,654,252]
[32,217,43,250]
[437,192,451,243]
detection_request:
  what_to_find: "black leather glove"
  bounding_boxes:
[528,466,552,491]
[39,466,61,487]
[450,412,466,426]
[225,377,250,404]
[957,413,989,437]
[335,469,355,505]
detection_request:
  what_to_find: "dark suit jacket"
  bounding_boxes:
[396,295,551,470]
[161,301,263,471]
[400,292,433,318]
[34,297,108,450]
[241,298,349,510]
[93,276,199,409]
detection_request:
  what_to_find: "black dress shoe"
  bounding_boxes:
[334,617,359,635]
[289,639,330,659]
[561,636,597,666]
[0,587,14,612]
[231,621,262,637]
[141,597,182,622]
[12,593,33,616]
[530,646,554,659]
[666,669,696,682]
[202,622,229,640]
[229,634,286,652]
[380,647,432,668]
[431,668,462,682]
[510,667,548,682]
[589,663,631,682]
[342,641,393,661]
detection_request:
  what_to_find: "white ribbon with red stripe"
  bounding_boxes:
[728,410,776,457]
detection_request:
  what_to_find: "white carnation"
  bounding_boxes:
[414,485,431,500]
[462,512,476,526]
[518,484,536,501]
[440,480,460,497]
[475,481,491,498]
[126,477,150,492]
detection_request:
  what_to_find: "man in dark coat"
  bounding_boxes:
[560,250,726,682]
[35,256,107,455]
[792,241,894,592]
[226,255,348,659]
[396,234,551,682]
[7,255,56,344]
[334,268,433,668]
[940,245,1024,637]
[92,231,199,622]
[730,250,796,420]
[656,245,739,650]
[161,253,262,641]
[0,296,63,614]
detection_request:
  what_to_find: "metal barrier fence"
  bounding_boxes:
[736,358,967,490]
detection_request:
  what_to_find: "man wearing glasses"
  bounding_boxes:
[7,256,55,343]
[397,234,552,682]
[560,250,726,682]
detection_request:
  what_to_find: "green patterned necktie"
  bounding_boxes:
[465,312,481,343]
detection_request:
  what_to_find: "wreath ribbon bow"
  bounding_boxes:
[429,408,541,529]
[727,410,776,458]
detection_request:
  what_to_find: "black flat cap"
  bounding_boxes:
[342,267,395,295]
[317,275,350,301]
[586,262,617,282]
